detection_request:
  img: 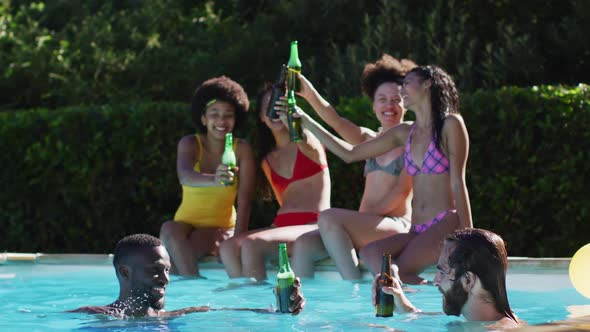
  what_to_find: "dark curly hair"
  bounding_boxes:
[113,233,162,267]
[408,65,459,150]
[190,76,249,132]
[361,54,417,100]
[446,229,517,323]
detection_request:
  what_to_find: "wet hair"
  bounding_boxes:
[190,76,249,132]
[113,234,162,267]
[446,228,517,323]
[407,65,459,150]
[253,84,276,201]
[361,54,417,100]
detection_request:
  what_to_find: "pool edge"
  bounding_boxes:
[0,253,572,269]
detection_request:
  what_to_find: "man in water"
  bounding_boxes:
[373,228,521,329]
[69,234,305,317]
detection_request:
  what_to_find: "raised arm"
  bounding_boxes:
[444,115,473,229]
[176,135,229,187]
[233,140,255,236]
[298,74,375,144]
[299,109,406,163]
[297,127,329,166]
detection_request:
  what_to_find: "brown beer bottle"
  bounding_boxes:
[266,64,287,119]
[375,253,395,317]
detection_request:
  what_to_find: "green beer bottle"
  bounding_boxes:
[277,243,295,313]
[267,64,287,119]
[287,90,303,142]
[375,253,395,317]
[287,40,302,92]
[221,133,236,185]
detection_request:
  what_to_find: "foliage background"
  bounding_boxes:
[1,85,589,256]
[1,1,589,256]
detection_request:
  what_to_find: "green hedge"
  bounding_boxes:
[462,85,590,257]
[1,85,589,256]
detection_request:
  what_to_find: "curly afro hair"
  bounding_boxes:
[190,76,249,132]
[360,54,417,99]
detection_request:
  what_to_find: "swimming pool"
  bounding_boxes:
[1,256,589,331]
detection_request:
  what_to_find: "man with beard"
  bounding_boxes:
[69,234,305,317]
[372,228,521,329]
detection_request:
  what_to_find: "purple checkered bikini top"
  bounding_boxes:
[404,124,449,176]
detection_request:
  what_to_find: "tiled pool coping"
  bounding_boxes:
[0,252,571,270]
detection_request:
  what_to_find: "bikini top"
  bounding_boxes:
[267,148,328,195]
[364,154,404,177]
[404,124,450,176]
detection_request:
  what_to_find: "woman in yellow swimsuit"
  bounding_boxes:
[160,76,256,277]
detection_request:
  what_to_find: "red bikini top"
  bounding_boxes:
[267,148,328,196]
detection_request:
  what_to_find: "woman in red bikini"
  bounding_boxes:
[281,65,472,284]
[219,86,331,281]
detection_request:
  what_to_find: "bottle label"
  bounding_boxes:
[277,284,294,313]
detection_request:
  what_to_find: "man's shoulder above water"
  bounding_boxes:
[486,316,524,330]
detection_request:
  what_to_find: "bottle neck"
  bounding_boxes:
[277,65,287,84]
[288,44,301,68]
[287,91,296,105]
[278,247,291,272]
[224,135,233,150]
[380,254,392,274]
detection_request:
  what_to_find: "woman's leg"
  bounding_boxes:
[186,227,234,276]
[395,212,460,284]
[358,232,415,276]
[318,208,410,280]
[188,227,234,257]
[291,229,326,278]
[241,224,319,281]
[160,220,197,276]
[219,229,259,278]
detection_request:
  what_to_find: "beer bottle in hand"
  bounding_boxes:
[267,64,287,119]
[221,133,236,185]
[277,243,295,313]
[287,40,302,92]
[375,253,395,317]
[287,90,303,143]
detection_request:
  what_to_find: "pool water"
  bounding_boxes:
[1,264,589,331]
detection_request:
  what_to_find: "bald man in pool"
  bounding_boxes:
[372,228,523,329]
[68,234,305,318]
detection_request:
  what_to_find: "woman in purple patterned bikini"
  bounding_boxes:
[283,65,472,284]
